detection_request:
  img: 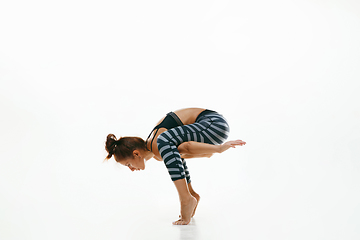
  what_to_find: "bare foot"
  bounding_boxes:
[178,192,200,218]
[190,192,200,217]
[179,190,200,219]
[173,196,197,225]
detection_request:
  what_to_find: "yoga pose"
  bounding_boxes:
[104,108,246,225]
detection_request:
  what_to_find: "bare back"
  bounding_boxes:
[147,108,206,160]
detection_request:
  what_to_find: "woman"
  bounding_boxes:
[105,108,246,225]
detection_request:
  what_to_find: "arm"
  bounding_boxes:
[180,153,214,159]
[178,140,246,157]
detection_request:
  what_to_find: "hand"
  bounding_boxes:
[219,140,246,153]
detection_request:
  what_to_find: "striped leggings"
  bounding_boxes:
[157,110,230,182]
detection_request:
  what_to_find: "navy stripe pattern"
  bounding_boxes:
[157,111,230,182]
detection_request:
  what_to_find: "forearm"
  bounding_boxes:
[180,153,213,159]
[178,139,246,156]
[178,141,220,155]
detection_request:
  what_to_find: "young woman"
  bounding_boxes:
[105,108,246,225]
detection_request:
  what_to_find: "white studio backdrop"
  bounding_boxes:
[1,0,359,239]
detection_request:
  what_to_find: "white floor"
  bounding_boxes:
[3,146,359,240]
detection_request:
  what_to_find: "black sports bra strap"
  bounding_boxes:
[149,128,159,152]
[145,112,183,152]
[146,127,156,152]
[168,112,184,126]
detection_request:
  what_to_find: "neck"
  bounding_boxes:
[144,149,154,161]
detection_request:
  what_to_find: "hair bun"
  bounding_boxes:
[105,134,118,160]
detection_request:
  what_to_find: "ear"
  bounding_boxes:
[133,150,140,157]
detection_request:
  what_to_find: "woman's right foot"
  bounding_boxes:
[178,192,200,218]
[173,196,197,225]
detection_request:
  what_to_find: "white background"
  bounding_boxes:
[1,0,359,239]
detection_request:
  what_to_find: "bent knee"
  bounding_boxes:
[178,142,191,154]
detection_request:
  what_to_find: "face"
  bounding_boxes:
[119,150,146,171]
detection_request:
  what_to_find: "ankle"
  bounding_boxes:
[191,192,200,200]
[180,195,195,204]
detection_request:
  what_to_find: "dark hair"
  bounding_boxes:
[105,134,146,162]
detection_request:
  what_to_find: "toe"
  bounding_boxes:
[172,219,189,225]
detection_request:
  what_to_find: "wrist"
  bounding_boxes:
[218,145,222,153]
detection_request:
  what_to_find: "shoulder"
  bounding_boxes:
[153,155,162,161]
[146,128,167,153]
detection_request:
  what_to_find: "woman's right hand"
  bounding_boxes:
[219,140,246,153]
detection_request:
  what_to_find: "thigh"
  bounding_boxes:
[157,117,229,148]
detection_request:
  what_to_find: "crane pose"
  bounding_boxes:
[105,108,246,225]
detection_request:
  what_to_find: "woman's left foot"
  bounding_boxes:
[190,192,200,217]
